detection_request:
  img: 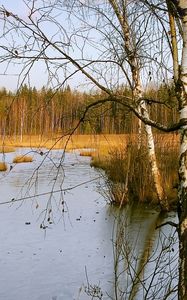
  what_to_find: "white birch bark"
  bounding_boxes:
[134,78,168,210]
[177,1,187,298]
[139,100,168,209]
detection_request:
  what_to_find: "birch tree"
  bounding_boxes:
[109,0,169,208]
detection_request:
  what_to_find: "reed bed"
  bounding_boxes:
[90,133,179,208]
[0,134,133,150]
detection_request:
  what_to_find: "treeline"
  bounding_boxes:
[0,84,178,137]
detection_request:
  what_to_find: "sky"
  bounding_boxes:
[0,0,89,92]
[0,1,27,90]
[0,0,176,93]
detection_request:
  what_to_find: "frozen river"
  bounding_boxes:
[0,148,178,300]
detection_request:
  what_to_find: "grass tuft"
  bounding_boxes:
[0,162,8,171]
[13,155,33,164]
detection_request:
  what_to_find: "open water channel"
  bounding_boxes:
[0,148,178,300]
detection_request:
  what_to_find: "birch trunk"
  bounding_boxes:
[176,1,187,298]
[134,77,168,210]
[140,100,168,210]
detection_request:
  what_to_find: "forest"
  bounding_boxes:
[0,83,178,137]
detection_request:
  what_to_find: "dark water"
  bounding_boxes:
[0,149,178,300]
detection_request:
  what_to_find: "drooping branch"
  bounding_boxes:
[77,96,184,133]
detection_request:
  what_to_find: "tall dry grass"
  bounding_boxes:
[90,134,179,208]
